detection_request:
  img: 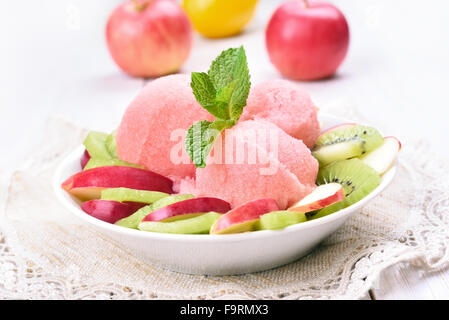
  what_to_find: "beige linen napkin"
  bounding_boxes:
[1,117,448,300]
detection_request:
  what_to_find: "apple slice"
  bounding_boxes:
[210,199,280,235]
[141,197,231,222]
[360,136,401,175]
[257,211,307,230]
[80,150,91,169]
[81,200,146,224]
[61,166,173,201]
[115,194,195,229]
[288,183,344,213]
[138,212,222,234]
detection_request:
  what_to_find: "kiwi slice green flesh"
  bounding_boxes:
[138,212,222,234]
[101,188,168,204]
[115,205,153,229]
[313,140,364,167]
[313,125,384,166]
[309,158,381,220]
[115,194,195,229]
[106,131,118,158]
[83,131,112,160]
[151,194,195,211]
[257,211,307,230]
[83,159,143,170]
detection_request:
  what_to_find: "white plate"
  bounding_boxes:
[53,113,397,275]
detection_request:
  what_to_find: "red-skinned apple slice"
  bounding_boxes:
[210,199,280,235]
[61,166,173,201]
[81,200,146,224]
[80,149,91,169]
[142,197,231,222]
[360,136,401,175]
[288,183,344,213]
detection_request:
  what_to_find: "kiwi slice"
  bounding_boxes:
[83,159,143,170]
[257,211,307,230]
[101,188,169,204]
[115,194,195,229]
[138,212,222,234]
[106,131,118,158]
[150,194,195,211]
[115,204,153,229]
[312,125,384,166]
[83,131,112,160]
[309,158,381,220]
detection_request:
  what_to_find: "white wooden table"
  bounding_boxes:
[1,0,448,299]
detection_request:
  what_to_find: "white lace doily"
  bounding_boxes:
[1,114,448,300]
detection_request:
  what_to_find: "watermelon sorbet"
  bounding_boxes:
[116,74,214,179]
[241,79,320,148]
[116,75,320,210]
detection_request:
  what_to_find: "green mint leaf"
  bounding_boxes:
[186,46,251,167]
[210,119,236,132]
[190,72,228,120]
[208,46,250,121]
[185,119,235,168]
[185,120,212,168]
[214,78,249,121]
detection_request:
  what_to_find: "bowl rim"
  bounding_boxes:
[53,113,397,243]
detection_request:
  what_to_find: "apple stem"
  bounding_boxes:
[132,0,149,12]
[303,0,310,8]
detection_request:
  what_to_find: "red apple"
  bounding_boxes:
[106,0,193,78]
[288,183,344,212]
[142,197,231,222]
[360,136,401,175]
[81,200,146,224]
[80,149,91,169]
[266,0,350,80]
[210,199,280,235]
[61,166,173,201]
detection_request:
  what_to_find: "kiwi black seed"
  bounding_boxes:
[309,158,381,220]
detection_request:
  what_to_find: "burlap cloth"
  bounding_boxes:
[1,111,448,299]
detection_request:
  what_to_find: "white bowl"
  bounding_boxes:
[53,114,396,275]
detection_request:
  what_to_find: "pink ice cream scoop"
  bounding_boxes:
[188,119,318,209]
[116,74,214,179]
[240,79,320,148]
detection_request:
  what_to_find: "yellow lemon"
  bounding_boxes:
[182,0,259,38]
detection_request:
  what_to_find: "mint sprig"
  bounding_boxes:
[185,46,251,168]
[185,119,236,168]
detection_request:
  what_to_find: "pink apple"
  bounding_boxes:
[81,200,146,224]
[106,0,193,78]
[142,197,231,222]
[210,199,280,234]
[288,183,344,212]
[384,136,402,151]
[266,0,350,80]
[61,166,173,201]
[360,136,401,175]
[80,149,91,169]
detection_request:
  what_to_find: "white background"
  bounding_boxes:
[1,0,449,299]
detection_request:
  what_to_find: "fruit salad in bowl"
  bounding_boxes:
[54,47,400,275]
